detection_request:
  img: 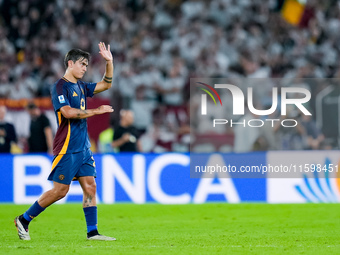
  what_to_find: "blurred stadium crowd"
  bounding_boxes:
[0,0,340,153]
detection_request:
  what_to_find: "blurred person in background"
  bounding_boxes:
[0,105,17,153]
[233,108,262,153]
[97,119,115,153]
[0,67,11,98]
[139,107,177,152]
[273,107,306,150]
[112,109,141,152]
[131,85,156,135]
[154,66,185,106]
[300,114,325,150]
[26,102,53,154]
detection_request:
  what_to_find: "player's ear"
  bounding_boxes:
[68,60,74,68]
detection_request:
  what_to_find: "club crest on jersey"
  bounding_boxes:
[58,95,65,103]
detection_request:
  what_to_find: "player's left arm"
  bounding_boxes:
[94,42,114,94]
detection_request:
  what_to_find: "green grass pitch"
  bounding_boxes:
[1,203,339,254]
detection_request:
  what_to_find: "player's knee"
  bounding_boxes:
[87,182,96,195]
[80,178,97,196]
[59,190,68,199]
[54,186,69,199]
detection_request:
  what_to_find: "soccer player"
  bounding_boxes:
[15,42,115,241]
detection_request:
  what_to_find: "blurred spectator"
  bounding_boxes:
[274,109,306,150]
[26,102,53,154]
[98,124,115,153]
[131,86,156,134]
[116,65,136,108]
[0,105,17,153]
[139,107,177,152]
[0,67,11,98]
[168,104,191,152]
[112,109,140,152]
[300,114,325,150]
[233,110,261,153]
[8,74,38,99]
[155,66,185,106]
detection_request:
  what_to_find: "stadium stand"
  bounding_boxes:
[0,0,339,152]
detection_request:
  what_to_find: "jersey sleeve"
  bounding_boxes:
[83,81,97,98]
[51,82,70,111]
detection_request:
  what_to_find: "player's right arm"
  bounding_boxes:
[93,42,114,94]
[60,105,113,119]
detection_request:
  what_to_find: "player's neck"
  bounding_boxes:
[63,71,78,83]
